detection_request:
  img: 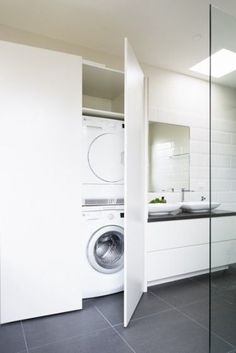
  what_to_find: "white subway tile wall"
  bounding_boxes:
[145,65,236,210]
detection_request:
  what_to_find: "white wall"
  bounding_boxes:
[0,24,123,70]
[145,64,236,211]
[211,85,236,211]
[145,65,209,203]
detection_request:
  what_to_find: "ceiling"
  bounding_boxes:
[0,0,236,86]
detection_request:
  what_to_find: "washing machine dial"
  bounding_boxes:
[107,213,115,220]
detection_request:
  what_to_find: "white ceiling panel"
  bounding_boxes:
[0,0,236,85]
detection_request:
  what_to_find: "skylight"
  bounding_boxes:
[190,49,236,78]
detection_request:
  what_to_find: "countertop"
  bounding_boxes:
[148,210,236,223]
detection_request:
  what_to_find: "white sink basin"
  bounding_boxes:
[149,203,181,215]
[181,201,220,213]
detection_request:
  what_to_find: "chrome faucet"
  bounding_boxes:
[181,188,194,202]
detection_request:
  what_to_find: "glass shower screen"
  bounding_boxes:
[210,6,236,353]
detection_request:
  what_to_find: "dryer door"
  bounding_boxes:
[87,225,124,274]
[88,132,124,183]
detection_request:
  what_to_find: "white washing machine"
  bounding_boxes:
[82,116,124,204]
[81,206,124,298]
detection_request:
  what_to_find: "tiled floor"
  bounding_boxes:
[1,268,236,353]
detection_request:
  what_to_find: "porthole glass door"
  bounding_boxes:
[87,226,124,274]
[88,132,124,183]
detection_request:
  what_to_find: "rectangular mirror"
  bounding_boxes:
[149,122,190,192]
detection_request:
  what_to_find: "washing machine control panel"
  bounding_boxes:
[82,207,124,222]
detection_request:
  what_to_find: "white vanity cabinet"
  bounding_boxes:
[147,216,236,286]
[147,219,209,285]
[211,217,236,268]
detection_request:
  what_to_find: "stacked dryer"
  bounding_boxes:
[82,116,125,298]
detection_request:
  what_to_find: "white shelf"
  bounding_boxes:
[83,64,124,100]
[83,59,124,74]
[82,107,124,120]
[169,153,190,159]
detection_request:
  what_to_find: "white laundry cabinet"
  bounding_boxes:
[0,39,147,326]
[0,41,83,323]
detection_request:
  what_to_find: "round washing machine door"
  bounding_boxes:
[88,133,124,183]
[87,225,124,274]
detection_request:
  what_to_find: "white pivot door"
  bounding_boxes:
[0,41,83,323]
[124,39,146,327]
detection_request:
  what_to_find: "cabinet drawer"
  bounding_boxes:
[212,240,236,267]
[147,219,209,251]
[147,244,209,282]
[147,240,236,283]
[211,217,236,242]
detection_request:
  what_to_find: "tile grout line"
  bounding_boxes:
[20,321,29,353]
[150,291,235,350]
[151,290,234,348]
[111,326,137,353]
[93,293,174,326]
[161,296,209,310]
[94,306,137,353]
[112,307,174,328]
[149,290,208,313]
[94,292,174,327]
[181,310,235,350]
[19,326,111,352]
[189,277,216,289]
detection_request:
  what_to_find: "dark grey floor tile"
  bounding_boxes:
[132,292,171,321]
[191,274,228,299]
[191,273,210,288]
[211,335,235,353]
[217,288,236,305]
[180,298,209,328]
[94,292,171,325]
[92,292,123,325]
[192,266,236,296]
[28,328,133,353]
[116,309,231,353]
[0,322,27,353]
[150,279,209,308]
[182,295,236,347]
[23,301,109,349]
[211,266,236,291]
[211,300,236,347]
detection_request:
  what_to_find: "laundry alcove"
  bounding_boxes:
[0,38,147,327]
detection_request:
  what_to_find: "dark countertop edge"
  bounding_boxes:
[147,210,236,223]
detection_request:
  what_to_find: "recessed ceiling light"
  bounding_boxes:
[190,49,236,78]
[192,34,202,41]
